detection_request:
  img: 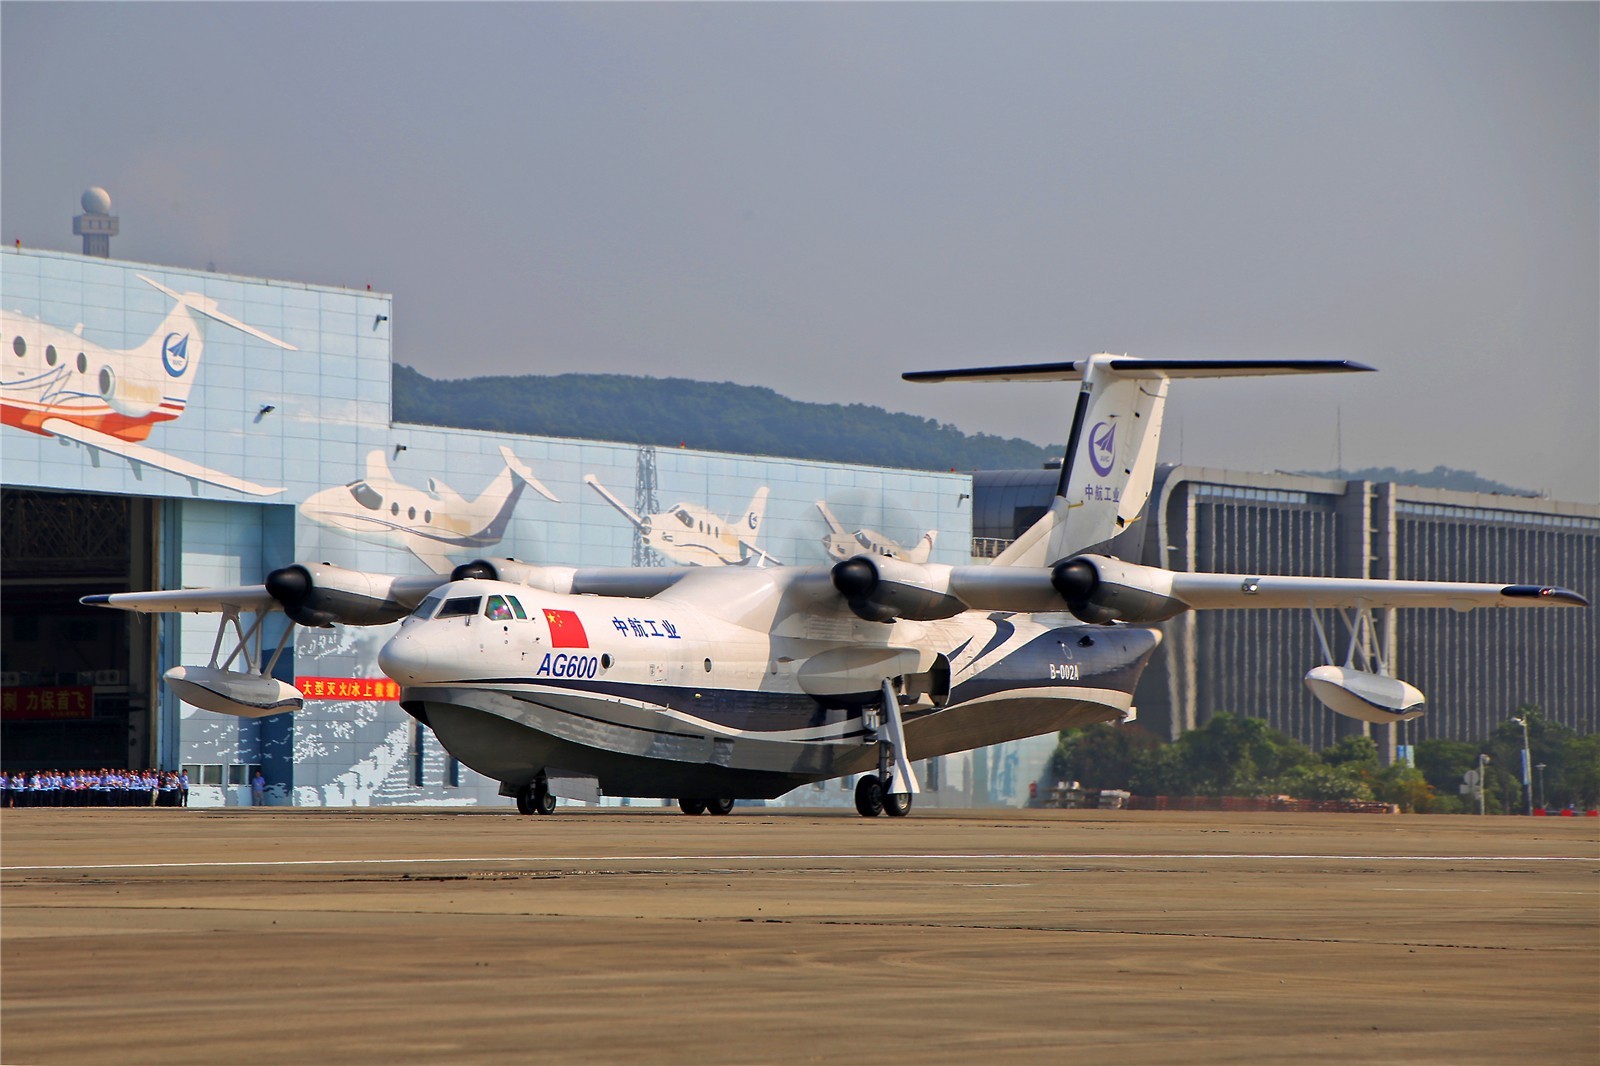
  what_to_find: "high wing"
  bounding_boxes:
[83,564,446,623]
[43,417,285,497]
[82,585,279,614]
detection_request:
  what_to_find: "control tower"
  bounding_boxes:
[72,187,119,257]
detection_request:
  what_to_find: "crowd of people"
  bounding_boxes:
[1,768,189,807]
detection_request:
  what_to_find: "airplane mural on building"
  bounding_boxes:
[87,354,1588,818]
[1,274,296,496]
[816,500,937,563]
[300,445,558,573]
[583,475,776,566]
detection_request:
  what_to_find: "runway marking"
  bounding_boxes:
[3,852,1596,872]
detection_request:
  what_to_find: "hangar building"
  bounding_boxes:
[1,246,972,807]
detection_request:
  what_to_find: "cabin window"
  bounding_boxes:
[347,482,383,510]
[408,506,417,520]
[484,595,515,621]
[508,597,528,620]
[47,344,58,365]
[76,351,87,373]
[390,502,400,516]
[436,596,482,619]
[11,336,23,357]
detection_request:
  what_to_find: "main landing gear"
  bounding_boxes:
[678,797,735,816]
[854,773,913,818]
[856,679,920,818]
[516,779,557,815]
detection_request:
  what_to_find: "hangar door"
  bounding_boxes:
[1,490,158,771]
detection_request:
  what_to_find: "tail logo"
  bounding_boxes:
[162,333,190,377]
[748,510,760,530]
[1088,421,1116,476]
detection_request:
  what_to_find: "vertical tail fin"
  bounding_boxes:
[743,486,770,539]
[904,356,1374,566]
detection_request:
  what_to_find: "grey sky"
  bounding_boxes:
[4,3,1595,502]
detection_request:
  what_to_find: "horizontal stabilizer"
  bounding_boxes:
[904,357,1373,384]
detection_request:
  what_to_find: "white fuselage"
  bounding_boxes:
[377,574,1159,799]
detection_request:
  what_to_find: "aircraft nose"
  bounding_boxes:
[378,627,433,684]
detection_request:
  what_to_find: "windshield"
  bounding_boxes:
[346,481,384,510]
[436,596,482,619]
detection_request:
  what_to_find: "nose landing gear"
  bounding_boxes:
[516,778,557,815]
[677,797,735,815]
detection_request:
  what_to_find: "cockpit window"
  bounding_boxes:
[675,509,694,527]
[436,596,482,619]
[347,481,384,510]
[401,593,441,628]
[508,596,528,620]
[485,595,514,621]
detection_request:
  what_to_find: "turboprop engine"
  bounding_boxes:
[1049,554,1191,625]
[265,563,442,627]
[450,557,579,594]
[831,555,968,623]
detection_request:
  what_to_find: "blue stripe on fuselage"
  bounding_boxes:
[951,625,1159,703]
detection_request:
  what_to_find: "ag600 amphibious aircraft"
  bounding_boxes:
[84,356,1588,817]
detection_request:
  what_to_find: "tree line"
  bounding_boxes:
[1044,707,1599,813]
[393,364,1063,472]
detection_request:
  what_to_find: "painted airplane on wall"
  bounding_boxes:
[816,500,937,563]
[583,475,776,566]
[300,445,558,573]
[85,354,1588,817]
[2,274,297,496]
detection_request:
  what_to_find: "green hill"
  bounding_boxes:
[392,365,1061,472]
[1294,465,1537,497]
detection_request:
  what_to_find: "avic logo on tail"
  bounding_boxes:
[1088,421,1116,476]
[162,333,190,377]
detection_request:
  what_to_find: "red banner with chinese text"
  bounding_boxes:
[1,686,95,720]
[295,677,401,701]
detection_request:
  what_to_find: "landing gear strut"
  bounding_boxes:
[856,679,920,818]
[516,779,557,815]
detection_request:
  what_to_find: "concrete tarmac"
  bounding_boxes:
[2,807,1596,1065]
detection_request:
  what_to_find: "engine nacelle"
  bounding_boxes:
[265,563,441,628]
[450,557,578,594]
[97,364,163,418]
[1305,666,1427,723]
[1050,554,1190,625]
[831,556,968,623]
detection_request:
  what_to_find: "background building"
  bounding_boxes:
[973,465,1599,754]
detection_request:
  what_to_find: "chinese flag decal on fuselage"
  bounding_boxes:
[544,608,589,648]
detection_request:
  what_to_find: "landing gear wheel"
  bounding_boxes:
[678,798,708,815]
[517,781,557,816]
[883,790,913,817]
[854,774,884,818]
[706,797,735,816]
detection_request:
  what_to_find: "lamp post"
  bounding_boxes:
[1511,716,1533,816]
[1477,753,1490,816]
